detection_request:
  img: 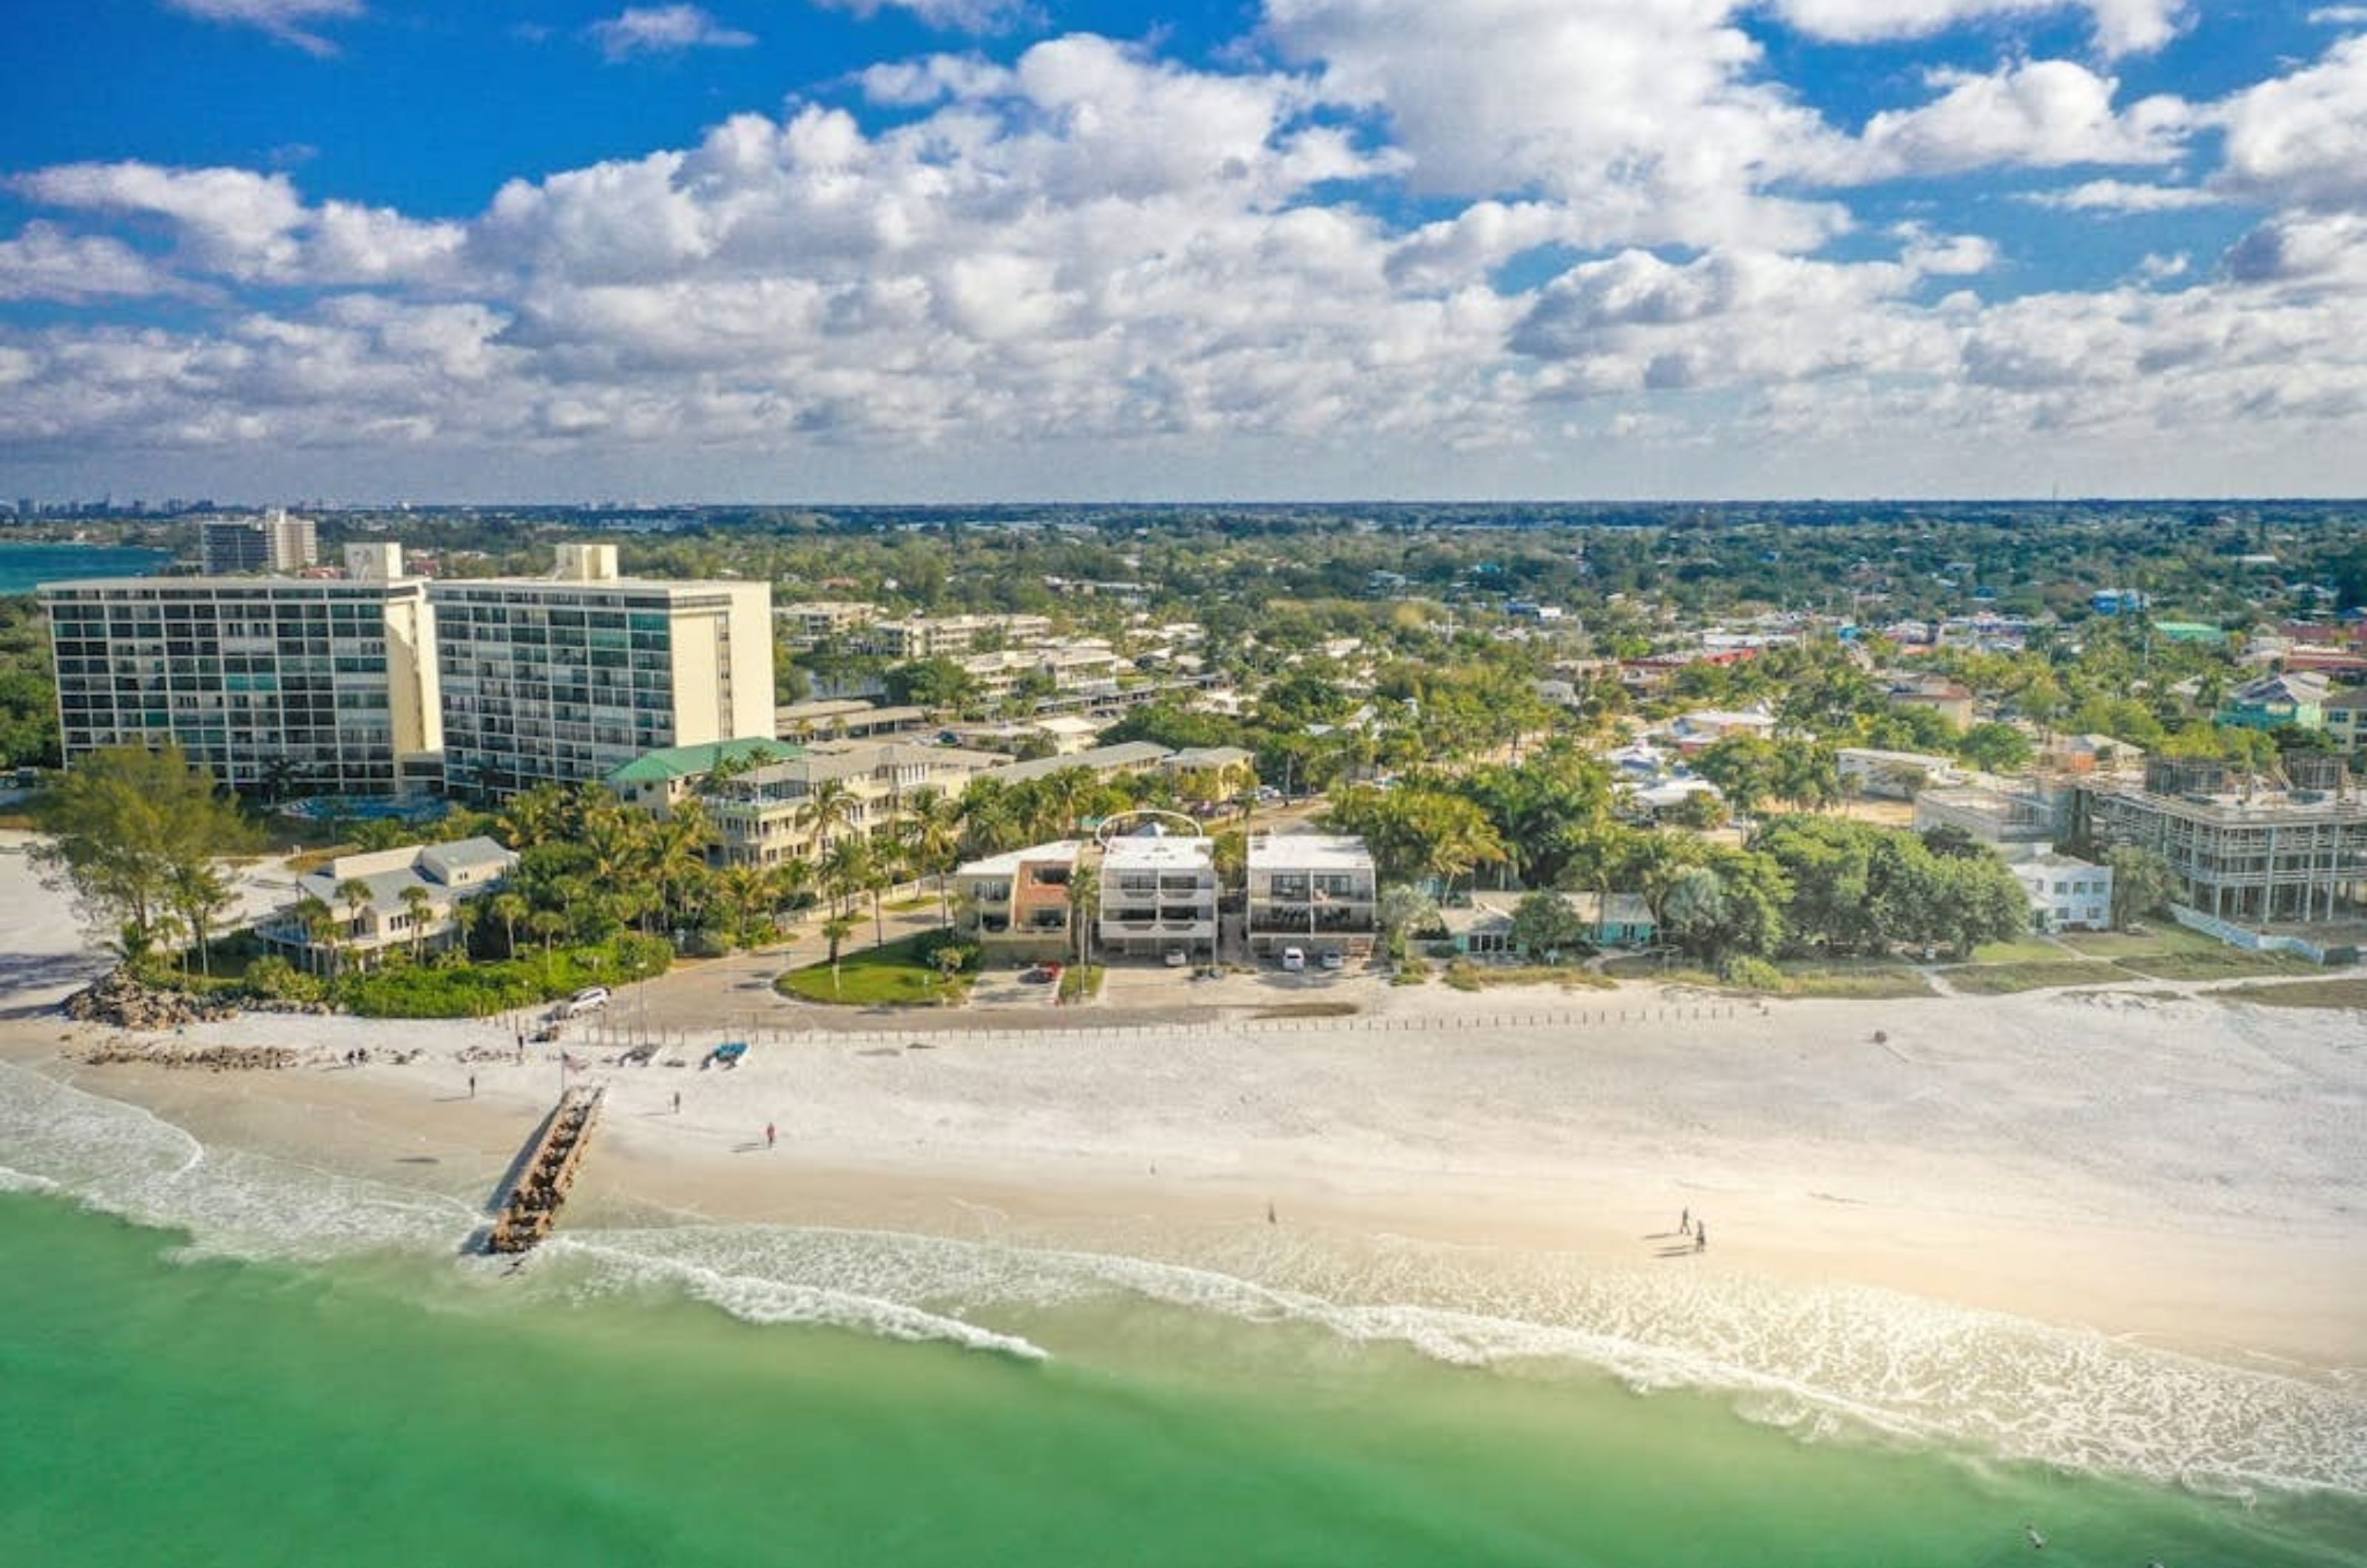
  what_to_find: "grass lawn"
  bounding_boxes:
[2213,976,2367,1010]
[1968,936,2076,965]
[1058,964,1104,1003]
[776,933,974,1007]
[2055,925,2224,959]
[1775,959,1937,999]
[2111,949,2316,981]
[1942,960,2124,994]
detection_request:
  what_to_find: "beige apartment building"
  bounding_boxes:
[41,544,440,796]
[700,737,1003,868]
[857,613,1054,660]
[432,544,772,797]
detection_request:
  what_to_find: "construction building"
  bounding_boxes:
[2076,757,2367,925]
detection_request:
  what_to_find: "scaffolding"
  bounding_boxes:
[2078,775,2367,926]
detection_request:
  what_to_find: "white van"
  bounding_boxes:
[564,986,612,1016]
[1280,947,1306,972]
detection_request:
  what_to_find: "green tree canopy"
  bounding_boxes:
[30,744,258,953]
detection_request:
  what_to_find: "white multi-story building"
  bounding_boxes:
[1097,830,1219,962]
[2008,851,2113,932]
[41,544,440,795]
[431,544,772,797]
[1246,834,1377,959]
[953,840,1084,960]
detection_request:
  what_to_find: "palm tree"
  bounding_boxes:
[796,777,860,864]
[451,895,487,960]
[820,834,872,922]
[1067,866,1100,967]
[167,861,232,978]
[897,787,963,927]
[399,885,433,963]
[488,891,528,959]
[291,893,334,976]
[336,876,374,973]
[820,912,856,997]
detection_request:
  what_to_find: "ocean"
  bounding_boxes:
[0,541,175,595]
[2,1058,2363,1567]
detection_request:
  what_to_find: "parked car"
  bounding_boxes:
[564,986,611,1016]
[1163,948,1189,967]
[1317,950,1345,971]
[1022,962,1064,984]
[1280,947,1306,972]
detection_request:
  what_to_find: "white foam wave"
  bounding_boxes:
[532,1233,1048,1359]
[0,1060,475,1261]
[500,1216,2367,1501]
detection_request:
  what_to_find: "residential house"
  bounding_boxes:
[1838,746,1959,799]
[2217,670,2331,731]
[2324,688,2367,753]
[1439,890,1656,958]
[953,840,1084,961]
[265,837,516,969]
[1883,673,1977,729]
[1246,834,1377,959]
[2008,851,2113,932]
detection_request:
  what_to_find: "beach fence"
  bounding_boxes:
[571,1001,1751,1061]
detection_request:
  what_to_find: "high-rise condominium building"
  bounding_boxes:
[430,544,773,798]
[41,545,439,794]
[199,509,319,575]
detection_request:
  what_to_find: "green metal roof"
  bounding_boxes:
[2150,621,2227,642]
[604,737,803,785]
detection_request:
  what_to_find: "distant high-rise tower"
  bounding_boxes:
[200,510,319,575]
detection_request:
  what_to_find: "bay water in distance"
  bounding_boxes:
[0,541,173,595]
[4,1050,2363,1568]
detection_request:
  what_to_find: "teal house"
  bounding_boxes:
[2215,671,2329,732]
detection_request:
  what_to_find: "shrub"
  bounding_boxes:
[244,955,329,1004]
[337,936,672,1018]
[1718,956,1787,992]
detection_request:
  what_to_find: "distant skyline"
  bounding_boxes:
[4,2,2366,502]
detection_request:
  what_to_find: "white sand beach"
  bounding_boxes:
[4,837,2365,1464]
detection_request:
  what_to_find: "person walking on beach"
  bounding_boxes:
[1695,1223,1708,1253]
[765,1121,777,1149]
[1680,1206,1690,1237]
[1266,1201,1277,1226]
[467,1074,476,1099]
[672,1091,681,1115]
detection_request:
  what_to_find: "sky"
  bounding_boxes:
[1,1,2364,504]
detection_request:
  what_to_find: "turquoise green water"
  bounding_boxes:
[4,1192,2362,1568]
[0,542,173,595]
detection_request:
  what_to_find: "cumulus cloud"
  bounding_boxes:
[1266,0,1851,252]
[7,15,2366,490]
[160,0,362,56]
[1846,60,2189,178]
[587,5,755,61]
[10,160,464,285]
[0,223,185,302]
[1770,0,2188,57]
[2214,35,2367,209]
